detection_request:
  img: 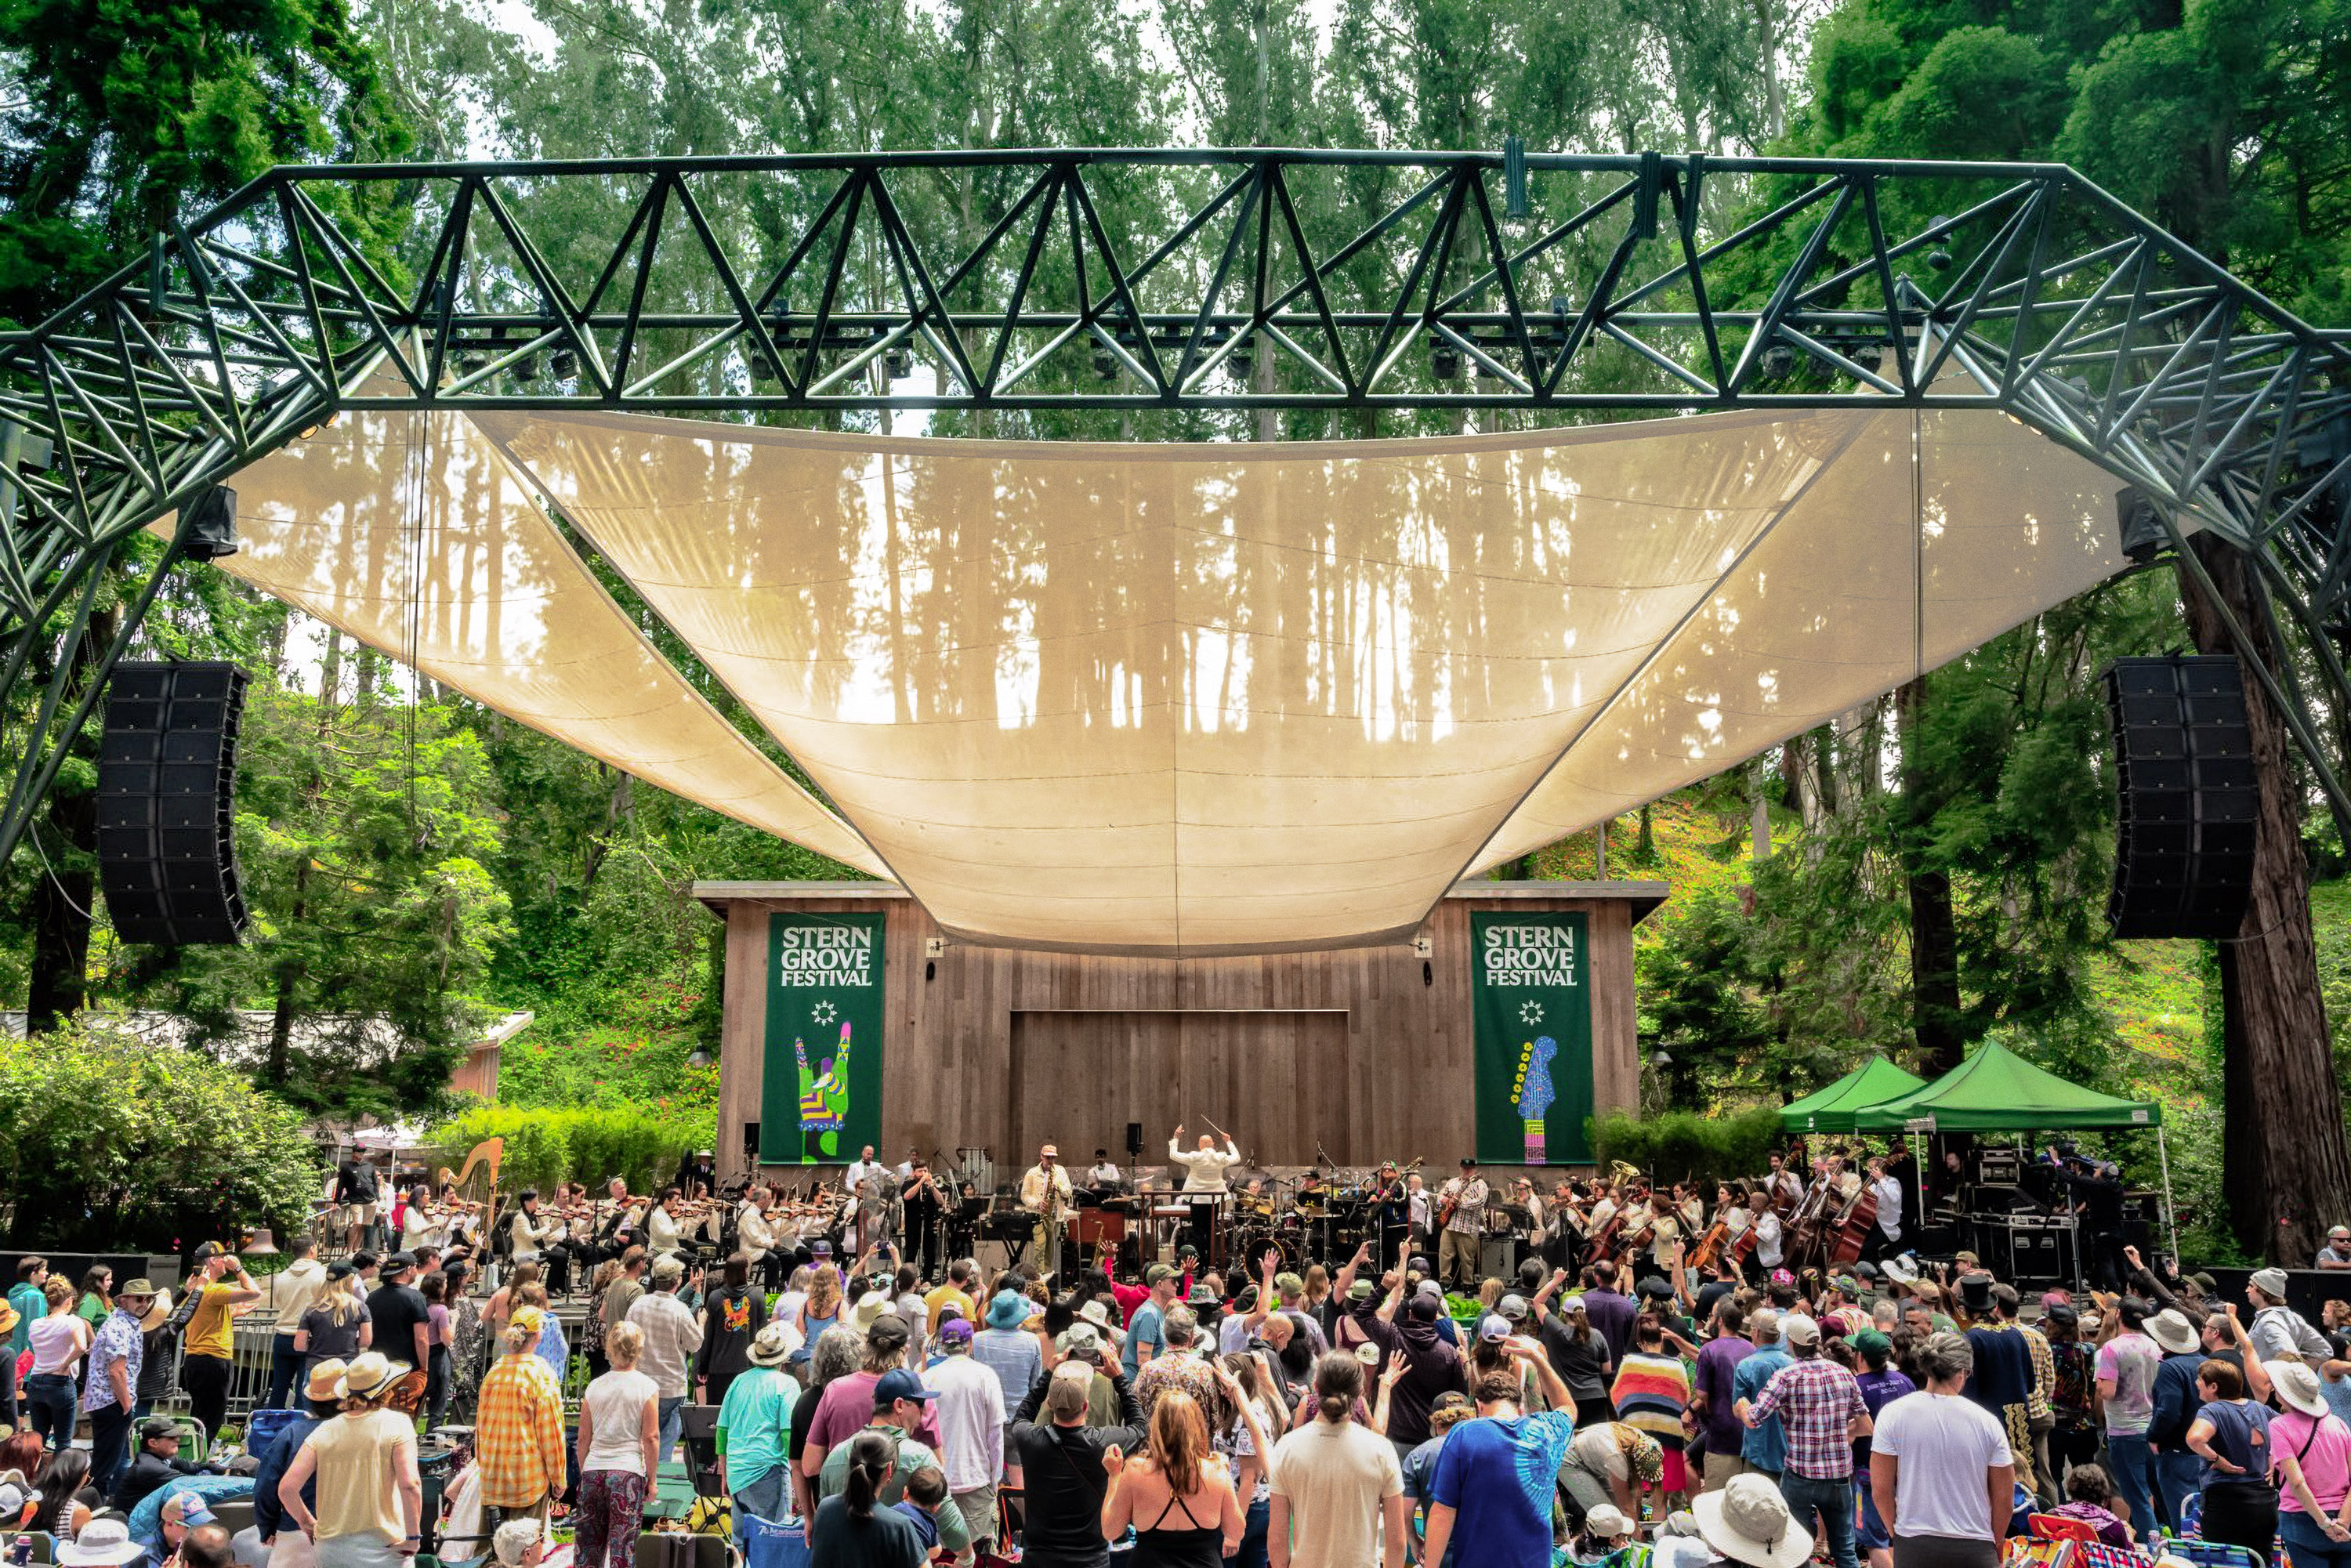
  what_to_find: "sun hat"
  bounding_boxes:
[1768,1269,1795,1287]
[59,1516,146,1565]
[986,1291,1031,1330]
[114,1277,157,1302]
[1477,1313,1511,1343]
[137,1289,174,1332]
[850,1291,894,1331]
[2272,1359,2331,1418]
[338,1351,409,1400]
[2147,1309,2200,1356]
[304,1358,350,1401]
[748,1322,795,1368]
[1585,1505,1633,1541]
[1056,1324,1103,1356]
[1347,1280,1375,1302]
[1694,1473,1813,1568]
[1075,1300,1121,1335]
[650,1255,686,1281]
[1186,1283,1219,1308]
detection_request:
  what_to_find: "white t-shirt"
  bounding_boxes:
[28,1314,85,1375]
[1871,1389,2013,1540]
[1270,1418,1402,1568]
[581,1369,660,1475]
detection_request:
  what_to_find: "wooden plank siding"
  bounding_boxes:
[705,882,1662,1184]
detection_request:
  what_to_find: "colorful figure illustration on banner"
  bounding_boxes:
[1515,1035,1558,1164]
[795,1022,853,1157]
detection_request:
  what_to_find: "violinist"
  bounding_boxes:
[645,1186,687,1258]
[509,1188,568,1286]
[592,1175,646,1258]
[737,1185,780,1287]
[1546,1179,1588,1273]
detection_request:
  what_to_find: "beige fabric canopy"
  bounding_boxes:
[216,400,2143,953]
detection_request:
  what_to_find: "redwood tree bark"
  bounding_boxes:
[2179,534,2351,1262]
[1897,678,1966,1074]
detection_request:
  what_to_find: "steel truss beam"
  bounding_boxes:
[3,148,2349,867]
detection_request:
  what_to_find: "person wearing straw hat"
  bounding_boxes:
[241,1357,348,1568]
[2146,1307,2207,1529]
[1692,1474,1817,1568]
[276,1352,422,1568]
[82,1277,156,1494]
[2268,1357,2351,1568]
[1868,1334,2015,1568]
[716,1322,800,1541]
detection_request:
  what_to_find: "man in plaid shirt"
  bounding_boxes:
[475,1306,568,1524]
[1744,1314,1871,1568]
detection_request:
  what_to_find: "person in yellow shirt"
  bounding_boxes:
[276,1352,423,1568]
[182,1242,263,1439]
[923,1260,980,1335]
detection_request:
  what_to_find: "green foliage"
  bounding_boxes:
[430,1105,697,1194]
[0,1013,321,1251]
[1588,1106,1786,1186]
[493,1023,721,1128]
[0,0,410,328]
[118,679,514,1125]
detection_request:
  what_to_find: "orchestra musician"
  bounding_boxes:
[508,1188,567,1287]
[737,1186,781,1287]
[1019,1143,1074,1274]
[1763,1150,1805,1211]
[645,1186,687,1258]
[900,1158,946,1281]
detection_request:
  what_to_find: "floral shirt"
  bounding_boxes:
[1132,1348,1227,1429]
[82,1307,143,1412]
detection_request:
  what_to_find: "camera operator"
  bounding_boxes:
[2045,1146,2128,1292]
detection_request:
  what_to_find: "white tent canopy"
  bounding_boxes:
[207,402,2150,954]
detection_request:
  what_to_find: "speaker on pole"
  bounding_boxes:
[96,661,248,945]
[2104,655,2256,940]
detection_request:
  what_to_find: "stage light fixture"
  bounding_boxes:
[1759,343,1795,382]
[747,349,776,382]
[1092,344,1118,382]
[513,353,538,382]
[1852,341,1884,374]
[550,348,578,382]
[1430,341,1461,382]
[1228,341,1254,382]
[1927,215,1955,272]
[2115,486,2165,565]
[886,346,913,380]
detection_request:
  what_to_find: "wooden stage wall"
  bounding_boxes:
[702,881,1661,1182]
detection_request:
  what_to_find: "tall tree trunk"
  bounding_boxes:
[1896,678,1965,1073]
[2179,534,2351,1262]
[267,858,308,1083]
[26,602,114,1034]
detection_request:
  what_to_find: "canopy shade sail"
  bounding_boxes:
[1779,1056,1930,1134]
[1848,1037,2161,1131]
[218,399,2153,954]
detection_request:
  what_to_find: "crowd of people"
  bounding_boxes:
[6,1141,2351,1568]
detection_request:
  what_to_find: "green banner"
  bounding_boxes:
[1471,911,1594,1165]
[761,911,886,1164]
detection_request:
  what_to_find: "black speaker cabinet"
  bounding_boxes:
[2105,655,2256,940]
[96,662,248,945]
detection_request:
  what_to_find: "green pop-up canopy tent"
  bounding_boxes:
[1848,1037,2160,1131]
[1780,1057,1929,1134]
[1842,1037,2173,1264]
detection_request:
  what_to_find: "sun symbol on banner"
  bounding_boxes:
[1519,1000,1544,1027]
[813,999,838,1026]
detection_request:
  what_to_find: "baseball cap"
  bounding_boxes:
[810,1239,833,1255]
[1498,1292,1528,1321]
[136,1414,180,1443]
[1477,1313,1511,1343]
[384,1251,417,1273]
[873,1368,937,1406]
[939,1318,975,1345]
[1780,1313,1821,1348]
[650,1255,685,1280]
[164,1493,217,1528]
[1852,1329,1891,1359]
[1145,1263,1174,1287]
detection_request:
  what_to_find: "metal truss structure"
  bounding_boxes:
[3,147,2350,864]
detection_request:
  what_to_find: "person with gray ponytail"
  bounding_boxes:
[1868,1333,2017,1568]
[1266,1352,1406,1568]
[808,1429,923,1567]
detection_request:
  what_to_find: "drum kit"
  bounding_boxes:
[1208,1174,1383,1273]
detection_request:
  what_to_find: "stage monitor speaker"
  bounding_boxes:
[96,661,248,946]
[2105,655,2256,940]
[1126,1121,1144,1157]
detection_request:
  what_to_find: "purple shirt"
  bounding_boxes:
[1696,1335,1755,1450]
[1581,1289,1637,1363]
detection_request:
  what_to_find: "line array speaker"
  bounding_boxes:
[96,661,248,945]
[2104,654,2255,940]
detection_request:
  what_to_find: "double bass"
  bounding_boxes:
[1829,1167,1882,1266]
